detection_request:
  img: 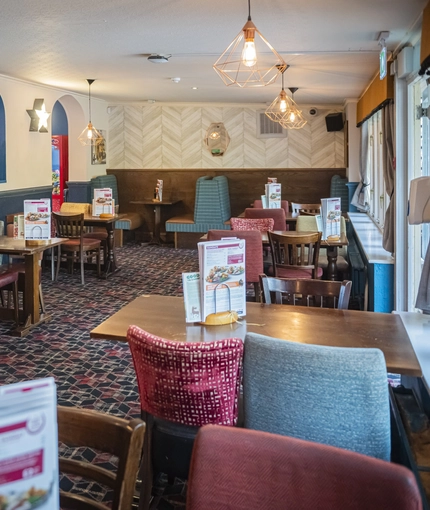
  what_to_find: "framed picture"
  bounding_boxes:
[91,129,107,165]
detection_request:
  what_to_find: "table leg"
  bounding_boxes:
[103,223,119,277]
[148,205,162,245]
[325,246,338,281]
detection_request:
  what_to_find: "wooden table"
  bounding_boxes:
[0,237,67,336]
[90,295,421,377]
[130,200,180,245]
[266,230,349,281]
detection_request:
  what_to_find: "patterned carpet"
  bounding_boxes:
[0,242,400,508]
[0,242,198,509]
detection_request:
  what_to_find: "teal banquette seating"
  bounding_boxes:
[90,175,143,246]
[165,176,231,248]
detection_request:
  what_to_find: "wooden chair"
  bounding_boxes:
[0,267,19,327]
[267,231,323,279]
[291,202,321,214]
[57,405,145,510]
[187,426,421,510]
[52,212,101,285]
[260,274,352,309]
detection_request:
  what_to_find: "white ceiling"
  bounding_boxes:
[0,0,426,106]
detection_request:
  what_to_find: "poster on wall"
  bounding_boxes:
[91,129,106,165]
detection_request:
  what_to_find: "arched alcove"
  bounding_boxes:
[55,95,87,181]
[0,97,6,183]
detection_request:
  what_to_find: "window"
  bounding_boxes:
[0,97,5,183]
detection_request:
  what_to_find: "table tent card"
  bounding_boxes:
[0,377,59,510]
[13,215,24,239]
[183,239,246,323]
[154,179,163,202]
[92,188,115,216]
[23,199,51,240]
[265,182,282,209]
[319,197,342,240]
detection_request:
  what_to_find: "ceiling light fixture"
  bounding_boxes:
[213,0,287,87]
[265,65,295,124]
[147,54,171,64]
[279,88,307,130]
[78,79,103,147]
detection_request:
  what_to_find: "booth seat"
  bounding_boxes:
[89,175,143,246]
[165,176,231,248]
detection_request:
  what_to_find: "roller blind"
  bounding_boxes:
[356,73,394,126]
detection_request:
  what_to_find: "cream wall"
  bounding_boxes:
[107,104,345,169]
[0,75,109,192]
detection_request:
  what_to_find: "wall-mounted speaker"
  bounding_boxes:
[325,112,344,132]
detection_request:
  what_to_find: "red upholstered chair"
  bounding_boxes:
[244,207,287,231]
[127,326,243,510]
[253,199,289,216]
[187,425,422,510]
[268,230,323,279]
[207,229,264,301]
[230,217,274,232]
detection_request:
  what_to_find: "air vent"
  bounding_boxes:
[257,112,287,139]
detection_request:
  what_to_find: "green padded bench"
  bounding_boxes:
[165,175,231,249]
[90,175,143,246]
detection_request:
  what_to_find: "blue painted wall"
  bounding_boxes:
[52,101,68,135]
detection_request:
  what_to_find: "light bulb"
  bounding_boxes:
[289,111,296,122]
[280,99,287,113]
[242,39,257,67]
[87,127,93,139]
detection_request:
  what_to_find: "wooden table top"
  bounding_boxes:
[0,236,66,255]
[90,295,421,377]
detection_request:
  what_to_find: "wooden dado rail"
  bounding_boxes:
[107,168,346,238]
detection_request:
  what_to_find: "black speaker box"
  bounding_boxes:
[325,112,344,132]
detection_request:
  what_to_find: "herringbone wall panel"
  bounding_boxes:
[108,105,344,169]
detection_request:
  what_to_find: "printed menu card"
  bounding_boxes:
[92,188,115,216]
[23,199,51,240]
[182,238,246,323]
[0,378,59,510]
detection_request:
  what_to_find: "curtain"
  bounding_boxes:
[351,121,370,211]
[382,102,395,253]
[416,241,430,314]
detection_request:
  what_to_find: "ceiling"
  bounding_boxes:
[0,0,426,107]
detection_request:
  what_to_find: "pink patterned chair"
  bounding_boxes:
[230,217,274,232]
[187,425,422,510]
[127,326,243,510]
[207,229,264,301]
[253,199,289,216]
[244,207,287,231]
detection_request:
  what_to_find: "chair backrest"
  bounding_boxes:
[296,214,347,234]
[244,208,286,230]
[268,231,321,279]
[259,275,352,309]
[243,333,391,460]
[127,325,243,426]
[53,212,84,240]
[194,176,231,223]
[187,425,421,510]
[57,405,145,510]
[291,202,321,214]
[60,202,92,215]
[253,199,289,215]
[230,217,274,232]
[207,230,263,284]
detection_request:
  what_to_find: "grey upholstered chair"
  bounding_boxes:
[243,333,391,460]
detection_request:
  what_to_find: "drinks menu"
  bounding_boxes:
[0,378,59,510]
[182,239,246,323]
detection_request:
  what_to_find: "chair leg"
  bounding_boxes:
[80,251,85,285]
[12,280,19,327]
[55,246,61,281]
[139,414,154,510]
[39,284,46,315]
[97,248,101,278]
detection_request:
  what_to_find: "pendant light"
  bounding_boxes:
[213,0,287,87]
[265,65,296,124]
[78,79,103,146]
[279,88,307,130]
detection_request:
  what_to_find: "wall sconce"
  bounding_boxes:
[204,123,230,156]
[27,99,50,133]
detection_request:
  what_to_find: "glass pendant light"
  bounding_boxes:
[279,88,307,130]
[78,79,104,146]
[213,0,287,87]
